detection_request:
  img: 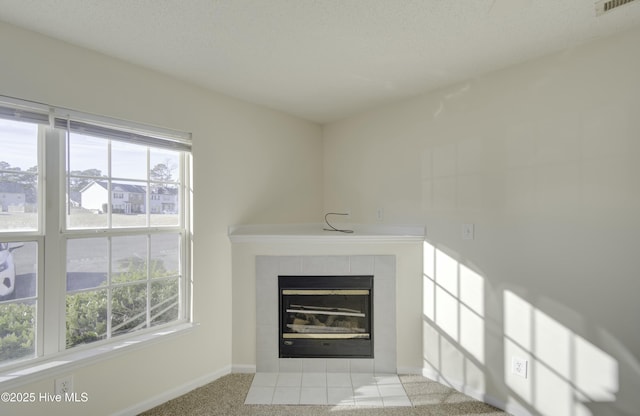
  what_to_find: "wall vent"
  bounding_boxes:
[596,0,636,16]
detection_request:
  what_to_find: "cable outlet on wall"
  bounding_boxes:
[55,375,74,395]
[462,223,474,240]
[511,356,528,378]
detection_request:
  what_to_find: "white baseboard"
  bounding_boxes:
[232,364,256,373]
[113,365,232,416]
[396,366,423,375]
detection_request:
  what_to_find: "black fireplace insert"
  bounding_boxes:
[279,275,373,358]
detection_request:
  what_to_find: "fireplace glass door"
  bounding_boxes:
[279,275,373,358]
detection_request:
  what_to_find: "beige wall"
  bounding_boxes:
[0,22,323,415]
[3,15,640,416]
[323,26,640,415]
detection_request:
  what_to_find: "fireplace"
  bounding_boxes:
[279,275,373,359]
[253,255,398,374]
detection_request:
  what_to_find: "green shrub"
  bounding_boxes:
[0,258,180,363]
[66,289,108,347]
[65,258,179,349]
[0,303,35,362]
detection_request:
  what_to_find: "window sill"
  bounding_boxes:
[0,322,198,391]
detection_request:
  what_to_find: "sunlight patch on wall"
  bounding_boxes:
[435,286,459,341]
[435,248,458,295]
[459,265,484,316]
[575,336,618,402]
[433,248,462,341]
[503,290,619,415]
[504,290,532,351]
[459,264,485,362]
[422,241,486,395]
[535,309,571,380]
[423,241,435,320]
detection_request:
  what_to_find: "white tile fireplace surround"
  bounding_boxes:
[251,254,407,406]
[228,223,425,406]
[255,255,397,374]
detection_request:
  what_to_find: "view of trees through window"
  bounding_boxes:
[0,119,38,232]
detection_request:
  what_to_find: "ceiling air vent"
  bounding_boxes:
[596,0,636,15]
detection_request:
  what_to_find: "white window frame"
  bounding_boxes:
[0,96,193,388]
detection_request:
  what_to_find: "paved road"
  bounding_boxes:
[14,272,107,298]
[9,234,180,299]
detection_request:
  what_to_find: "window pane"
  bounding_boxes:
[67,180,109,228]
[0,240,37,364]
[111,181,147,228]
[68,134,108,176]
[0,241,37,301]
[67,238,108,292]
[150,183,179,226]
[151,234,180,278]
[112,283,147,337]
[0,299,36,363]
[68,134,108,229]
[150,149,179,183]
[112,235,148,283]
[0,119,38,231]
[112,141,147,180]
[151,279,179,326]
[66,289,107,348]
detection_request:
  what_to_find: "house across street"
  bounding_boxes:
[80,180,178,215]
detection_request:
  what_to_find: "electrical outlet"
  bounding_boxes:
[55,375,73,395]
[511,357,528,378]
[376,207,384,221]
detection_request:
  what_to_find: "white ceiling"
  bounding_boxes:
[1,0,640,123]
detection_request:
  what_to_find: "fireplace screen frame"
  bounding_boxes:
[278,275,373,359]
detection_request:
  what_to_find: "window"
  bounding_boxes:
[0,112,42,365]
[0,97,191,368]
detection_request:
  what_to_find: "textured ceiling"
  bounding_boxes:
[1,0,640,123]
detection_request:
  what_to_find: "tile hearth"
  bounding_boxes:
[245,372,411,407]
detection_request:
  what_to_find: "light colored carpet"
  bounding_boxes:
[139,373,512,415]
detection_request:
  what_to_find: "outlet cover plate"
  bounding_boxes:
[462,223,474,240]
[512,357,528,378]
[55,375,74,395]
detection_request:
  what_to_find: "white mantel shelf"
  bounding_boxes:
[228,223,425,244]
